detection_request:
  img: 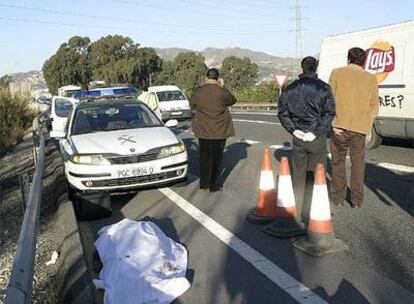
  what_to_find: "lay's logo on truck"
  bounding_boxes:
[364,41,395,83]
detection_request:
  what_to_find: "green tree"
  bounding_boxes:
[173,52,207,95]
[234,82,279,103]
[42,36,91,94]
[134,47,162,88]
[88,36,161,89]
[88,35,137,82]
[221,56,258,91]
[43,35,162,93]
[153,61,175,85]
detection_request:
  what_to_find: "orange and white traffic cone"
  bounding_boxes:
[263,157,306,238]
[247,149,277,224]
[293,164,349,256]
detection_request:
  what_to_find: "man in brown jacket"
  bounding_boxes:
[190,68,237,192]
[329,47,379,208]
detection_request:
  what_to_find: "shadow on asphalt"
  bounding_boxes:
[217,209,370,303]
[313,280,370,304]
[221,142,251,186]
[182,136,253,190]
[364,163,414,216]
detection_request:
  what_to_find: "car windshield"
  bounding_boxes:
[55,98,73,117]
[71,103,162,135]
[156,90,186,102]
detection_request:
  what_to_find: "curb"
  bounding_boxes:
[55,197,97,304]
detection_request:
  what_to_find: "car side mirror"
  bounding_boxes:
[165,119,178,128]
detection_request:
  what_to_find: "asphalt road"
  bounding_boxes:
[79,112,414,304]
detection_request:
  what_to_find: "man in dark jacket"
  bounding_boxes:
[278,56,335,221]
[190,68,237,192]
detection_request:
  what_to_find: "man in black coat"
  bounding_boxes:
[278,56,335,222]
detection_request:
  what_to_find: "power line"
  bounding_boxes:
[113,0,279,22]
[173,0,283,18]
[0,16,291,36]
[0,3,233,32]
[0,2,289,34]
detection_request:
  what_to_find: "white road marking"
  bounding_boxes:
[233,119,281,126]
[376,162,414,173]
[269,144,293,151]
[159,187,328,304]
[238,138,261,144]
[232,111,277,116]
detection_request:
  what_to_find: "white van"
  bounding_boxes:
[58,85,82,98]
[139,85,192,121]
[318,20,414,148]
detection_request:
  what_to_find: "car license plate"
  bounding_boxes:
[171,111,182,116]
[117,166,154,178]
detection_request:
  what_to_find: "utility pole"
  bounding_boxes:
[292,0,304,79]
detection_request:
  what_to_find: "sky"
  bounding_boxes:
[0,0,413,75]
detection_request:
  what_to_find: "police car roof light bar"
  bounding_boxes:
[74,87,137,100]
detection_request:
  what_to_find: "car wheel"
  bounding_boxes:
[366,126,382,149]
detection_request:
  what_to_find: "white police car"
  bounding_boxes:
[59,87,188,193]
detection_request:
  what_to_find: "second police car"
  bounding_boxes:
[59,87,188,193]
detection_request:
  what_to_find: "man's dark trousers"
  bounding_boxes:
[199,138,226,191]
[292,135,327,222]
[330,130,366,206]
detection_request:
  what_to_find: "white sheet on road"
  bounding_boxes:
[94,219,190,304]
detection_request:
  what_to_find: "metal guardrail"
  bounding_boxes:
[230,103,277,111]
[5,119,45,304]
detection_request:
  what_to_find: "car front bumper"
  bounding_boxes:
[65,152,188,191]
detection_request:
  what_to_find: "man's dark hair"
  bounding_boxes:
[206,68,219,80]
[301,56,318,74]
[348,47,366,66]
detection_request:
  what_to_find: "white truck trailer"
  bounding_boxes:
[318,20,414,148]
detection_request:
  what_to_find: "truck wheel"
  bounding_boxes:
[366,126,382,149]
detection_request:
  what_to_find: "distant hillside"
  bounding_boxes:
[5,47,297,89]
[7,70,47,91]
[155,47,297,81]
[154,47,194,62]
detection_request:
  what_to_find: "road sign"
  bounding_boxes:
[272,73,289,88]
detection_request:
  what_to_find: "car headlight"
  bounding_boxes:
[158,143,186,158]
[70,154,111,165]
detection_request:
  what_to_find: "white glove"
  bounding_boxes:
[293,130,305,140]
[303,132,316,142]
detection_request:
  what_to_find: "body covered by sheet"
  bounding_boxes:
[94,219,190,304]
